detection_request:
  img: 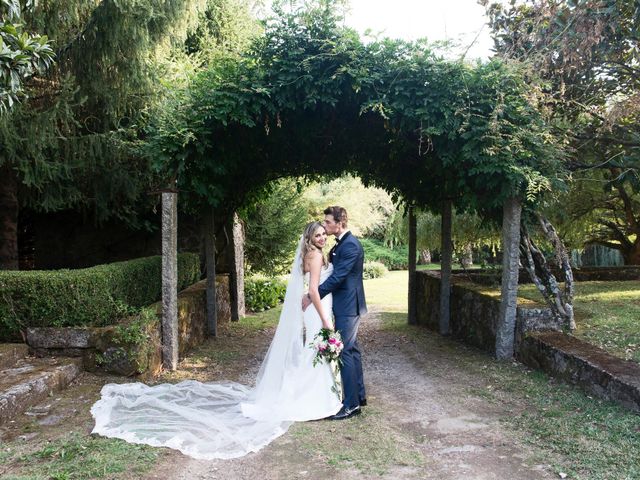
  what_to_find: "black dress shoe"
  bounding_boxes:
[360,398,367,407]
[330,406,361,420]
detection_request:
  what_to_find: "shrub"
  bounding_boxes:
[245,275,287,312]
[360,238,410,270]
[0,253,201,341]
[242,179,309,276]
[363,261,388,280]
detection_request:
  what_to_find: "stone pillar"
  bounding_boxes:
[228,213,245,321]
[408,205,417,325]
[161,192,178,370]
[205,209,218,336]
[495,196,522,360]
[439,200,452,335]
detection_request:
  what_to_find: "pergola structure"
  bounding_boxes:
[151,5,564,370]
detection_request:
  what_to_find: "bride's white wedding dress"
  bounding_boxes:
[90,240,341,460]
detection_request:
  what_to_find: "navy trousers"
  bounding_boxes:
[335,314,365,410]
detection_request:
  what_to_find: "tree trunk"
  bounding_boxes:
[622,240,640,265]
[418,249,431,264]
[519,215,575,330]
[0,164,19,270]
[460,243,473,268]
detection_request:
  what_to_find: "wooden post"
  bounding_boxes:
[495,196,522,360]
[439,200,452,335]
[228,213,245,321]
[408,205,417,325]
[205,208,218,336]
[161,192,178,370]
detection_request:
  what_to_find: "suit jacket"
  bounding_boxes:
[319,231,367,317]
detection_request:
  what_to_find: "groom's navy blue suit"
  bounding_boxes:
[319,231,367,411]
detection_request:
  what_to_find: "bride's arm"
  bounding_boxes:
[307,252,333,330]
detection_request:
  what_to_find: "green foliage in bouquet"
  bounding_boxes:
[0,253,200,340]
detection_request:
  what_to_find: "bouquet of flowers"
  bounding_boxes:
[309,328,344,368]
[309,327,344,398]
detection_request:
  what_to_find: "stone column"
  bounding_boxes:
[228,213,245,321]
[205,209,218,336]
[439,200,452,335]
[407,205,417,325]
[495,196,522,360]
[161,192,178,370]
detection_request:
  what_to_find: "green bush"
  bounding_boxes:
[245,275,287,312]
[0,254,201,341]
[361,238,410,270]
[363,261,388,279]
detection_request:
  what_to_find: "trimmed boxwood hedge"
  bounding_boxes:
[245,275,287,312]
[0,254,201,341]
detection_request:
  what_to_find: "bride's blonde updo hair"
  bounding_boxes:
[301,221,326,268]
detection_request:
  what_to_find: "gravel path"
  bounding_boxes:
[144,310,556,480]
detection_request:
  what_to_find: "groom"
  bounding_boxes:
[303,206,367,420]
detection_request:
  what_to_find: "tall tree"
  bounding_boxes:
[482,0,640,263]
[0,0,259,269]
[0,0,55,269]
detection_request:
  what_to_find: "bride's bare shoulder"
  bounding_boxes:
[303,249,323,272]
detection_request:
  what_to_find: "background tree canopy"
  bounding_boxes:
[482,0,640,263]
[0,0,260,268]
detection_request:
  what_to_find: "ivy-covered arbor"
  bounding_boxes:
[148,2,565,368]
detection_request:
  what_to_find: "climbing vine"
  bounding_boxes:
[145,0,566,218]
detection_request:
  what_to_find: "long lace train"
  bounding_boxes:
[90,238,341,460]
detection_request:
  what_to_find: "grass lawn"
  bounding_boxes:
[366,271,640,480]
[416,263,442,271]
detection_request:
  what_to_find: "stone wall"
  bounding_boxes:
[449,266,640,287]
[416,270,640,413]
[27,275,231,378]
[517,331,640,413]
[415,271,561,355]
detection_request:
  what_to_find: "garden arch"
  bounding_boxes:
[151,6,564,370]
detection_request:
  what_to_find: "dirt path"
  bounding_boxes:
[145,310,556,480]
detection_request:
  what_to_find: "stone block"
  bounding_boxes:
[0,343,29,370]
[0,358,81,424]
[27,327,94,349]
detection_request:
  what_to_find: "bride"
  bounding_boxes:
[91,221,342,460]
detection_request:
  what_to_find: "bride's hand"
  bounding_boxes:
[322,320,334,331]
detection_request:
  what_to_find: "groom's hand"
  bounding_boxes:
[302,293,312,312]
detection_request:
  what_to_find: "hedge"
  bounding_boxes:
[363,261,388,280]
[0,254,201,341]
[245,275,287,312]
[361,238,411,270]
